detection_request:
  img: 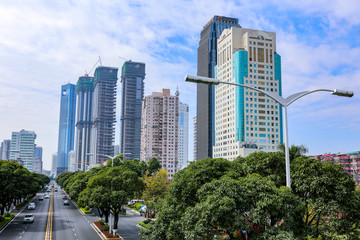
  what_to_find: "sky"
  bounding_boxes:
[0,0,359,170]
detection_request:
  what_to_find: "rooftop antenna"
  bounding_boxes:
[175,85,180,97]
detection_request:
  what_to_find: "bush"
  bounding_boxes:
[4,213,11,217]
[139,222,147,228]
[103,224,109,231]
[85,206,90,211]
[134,203,143,210]
[143,219,152,224]
[98,219,105,226]
[0,216,4,222]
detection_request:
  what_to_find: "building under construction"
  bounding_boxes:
[90,66,118,165]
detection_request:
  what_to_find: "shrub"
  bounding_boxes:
[4,213,11,217]
[85,206,90,211]
[134,203,143,210]
[103,224,109,231]
[98,219,105,226]
[143,219,151,224]
[0,216,4,222]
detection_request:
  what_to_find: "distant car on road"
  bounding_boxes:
[44,194,49,199]
[28,202,36,210]
[63,200,70,205]
[62,195,67,199]
[23,214,34,223]
[127,199,144,205]
[38,196,44,201]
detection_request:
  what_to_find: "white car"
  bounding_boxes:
[23,214,34,223]
[28,202,36,210]
[44,194,49,199]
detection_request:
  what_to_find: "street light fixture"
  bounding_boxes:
[185,74,354,188]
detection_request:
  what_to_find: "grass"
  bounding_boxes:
[0,214,15,229]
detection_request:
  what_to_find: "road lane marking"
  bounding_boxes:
[44,188,54,240]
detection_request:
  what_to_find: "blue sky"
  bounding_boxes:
[0,0,359,170]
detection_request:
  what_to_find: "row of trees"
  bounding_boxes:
[140,151,360,239]
[0,160,50,215]
[56,155,164,229]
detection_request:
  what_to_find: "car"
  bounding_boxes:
[63,200,69,205]
[55,188,58,192]
[28,202,36,210]
[38,196,44,201]
[127,199,144,205]
[23,214,34,223]
[44,194,49,199]
[62,195,67,199]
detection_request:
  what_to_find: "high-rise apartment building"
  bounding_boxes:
[140,89,179,179]
[213,27,283,159]
[0,139,11,160]
[57,83,76,175]
[74,75,94,171]
[90,66,118,165]
[120,61,145,160]
[10,130,37,171]
[197,16,240,161]
[177,101,189,171]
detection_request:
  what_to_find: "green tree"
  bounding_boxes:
[291,156,360,238]
[277,143,308,161]
[147,157,161,176]
[142,169,170,215]
[85,165,145,229]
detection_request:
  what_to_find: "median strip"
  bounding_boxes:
[44,188,54,240]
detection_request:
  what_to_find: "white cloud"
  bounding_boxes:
[0,0,358,169]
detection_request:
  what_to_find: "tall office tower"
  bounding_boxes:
[177,100,189,171]
[10,130,37,171]
[0,139,11,160]
[68,150,76,172]
[51,152,57,177]
[140,89,179,179]
[91,66,118,165]
[197,16,240,161]
[120,61,145,160]
[57,83,76,175]
[33,145,43,173]
[74,75,94,171]
[213,26,283,160]
[193,117,197,162]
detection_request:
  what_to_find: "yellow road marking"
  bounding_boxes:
[45,188,54,240]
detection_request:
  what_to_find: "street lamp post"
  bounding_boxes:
[185,74,354,188]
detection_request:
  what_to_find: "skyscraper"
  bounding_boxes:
[177,101,189,171]
[140,89,179,179]
[57,83,76,175]
[51,152,57,177]
[90,66,118,165]
[120,61,145,160]
[10,129,37,171]
[197,16,240,161]
[0,139,11,160]
[33,145,43,173]
[74,75,94,171]
[213,26,283,159]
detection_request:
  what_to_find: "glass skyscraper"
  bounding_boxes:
[90,66,118,165]
[74,75,94,171]
[196,16,240,161]
[120,61,145,160]
[57,83,76,175]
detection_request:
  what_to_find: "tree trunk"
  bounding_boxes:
[113,211,119,229]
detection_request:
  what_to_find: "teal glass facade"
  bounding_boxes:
[274,53,283,144]
[233,50,248,142]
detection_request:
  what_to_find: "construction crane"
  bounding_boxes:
[85,56,102,76]
[118,56,130,61]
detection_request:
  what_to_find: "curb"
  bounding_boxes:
[91,223,123,240]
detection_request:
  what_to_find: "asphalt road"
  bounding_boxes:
[0,183,101,240]
[0,190,49,240]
